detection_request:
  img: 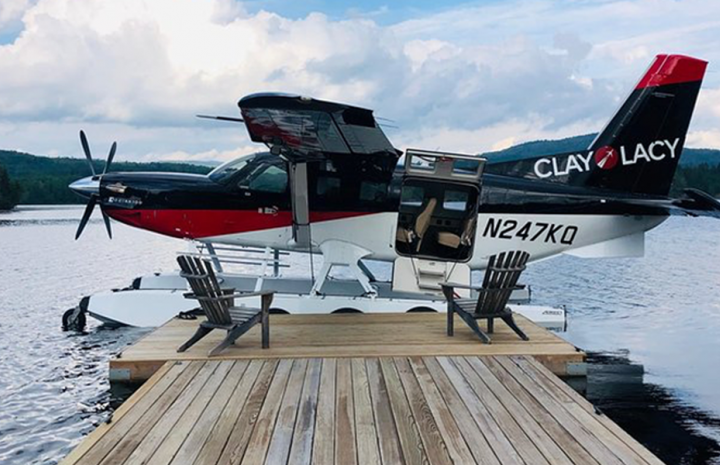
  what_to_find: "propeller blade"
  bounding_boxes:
[79,130,96,176]
[104,141,117,175]
[101,208,113,239]
[75,195,97,240]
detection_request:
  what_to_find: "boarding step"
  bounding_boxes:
[392,257,471,297]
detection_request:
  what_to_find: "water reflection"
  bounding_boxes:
[572,352,720,464]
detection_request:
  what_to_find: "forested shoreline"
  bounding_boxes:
[0,150,211,206]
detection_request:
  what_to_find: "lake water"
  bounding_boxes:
[0,205,719,464]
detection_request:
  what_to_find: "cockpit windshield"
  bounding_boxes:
[208,154,255,182]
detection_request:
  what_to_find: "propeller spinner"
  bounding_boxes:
[69,130,117,240]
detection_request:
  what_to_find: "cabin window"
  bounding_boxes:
[317,176,341,197]
[443,189,469,211]
[400,185,424,207]
[359,181,387,202]
[452,159,482,176]
[246,164,287,193]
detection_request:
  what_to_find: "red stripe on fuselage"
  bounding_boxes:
[635,54,707,89]
[105,209,373,239]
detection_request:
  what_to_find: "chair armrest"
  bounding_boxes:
[186,290,275,302]
[182,288,234,300]
[226,290,275,299]
[440,282,524,291]
[440,281,483,291]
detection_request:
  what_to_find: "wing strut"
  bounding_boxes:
[289,162,312,249]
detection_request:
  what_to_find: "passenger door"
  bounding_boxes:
[395,149,484,262]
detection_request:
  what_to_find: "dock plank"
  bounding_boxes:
[168,360,249,465]
[379,357,428,465]
[142,361,233,465]
[311,359,336,465]
[482,356,601,465]
[496,356,627,465]
[335,358,357,465]
[436,356,524,465]
[350,358,381,465]
[119,361,223,465]
[214,360,279,465]
[394,357,452,465]
[241,359,293,465]
[287,358,322,465]
[521,355,666,465]
[365,358,405,465]
[466,357,574,465]
[408,357,477,465]
[193,359,265,465]
[61,361,176,465]
[422,357,501,465]
[265,359,308,465]
[76,361,204,465]
[514,356,659,465]
[452,356,549,465]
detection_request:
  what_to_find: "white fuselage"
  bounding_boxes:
[205,213,668,269]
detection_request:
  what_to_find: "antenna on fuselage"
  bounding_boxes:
[196,114,245,123]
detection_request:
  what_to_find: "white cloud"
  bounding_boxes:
[1,0,720,163]
[0,0,33,29]
[688,130,720,150]
[392,115,598,155]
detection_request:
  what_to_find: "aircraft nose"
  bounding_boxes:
[69,176,100,198]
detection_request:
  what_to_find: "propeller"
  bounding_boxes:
[74,130,117,240]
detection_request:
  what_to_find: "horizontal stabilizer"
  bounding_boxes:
[612,188,720,219]
[565,232,644,258]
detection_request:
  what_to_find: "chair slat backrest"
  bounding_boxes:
[474,251,529,316]
[177,255,232,325]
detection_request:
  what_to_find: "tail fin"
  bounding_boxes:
[486,54,707,196]
[585,54,707,195]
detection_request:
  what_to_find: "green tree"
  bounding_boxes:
[0,164,22,210]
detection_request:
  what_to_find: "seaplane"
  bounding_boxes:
[65,54,719,329]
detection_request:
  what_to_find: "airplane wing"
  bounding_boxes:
[238,93,398,156]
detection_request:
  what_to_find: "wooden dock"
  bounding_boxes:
[110,313,585,382]
[60,312,665,464]
[63,355,663,465]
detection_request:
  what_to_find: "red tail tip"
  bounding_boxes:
[635,54,707,89]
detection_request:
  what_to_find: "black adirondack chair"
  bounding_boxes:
[176,254,273,356]
[441,250,530,344]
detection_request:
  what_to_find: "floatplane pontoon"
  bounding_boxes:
[64,54,719,330]
[73,240,566,329]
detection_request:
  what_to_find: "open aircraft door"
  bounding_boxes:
[396,149,485,261]
[393,149,485,296]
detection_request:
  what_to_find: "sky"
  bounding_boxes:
[1,0,719,163]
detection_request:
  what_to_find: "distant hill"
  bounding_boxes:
[0,150,212,205]
[481,133,720,167]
